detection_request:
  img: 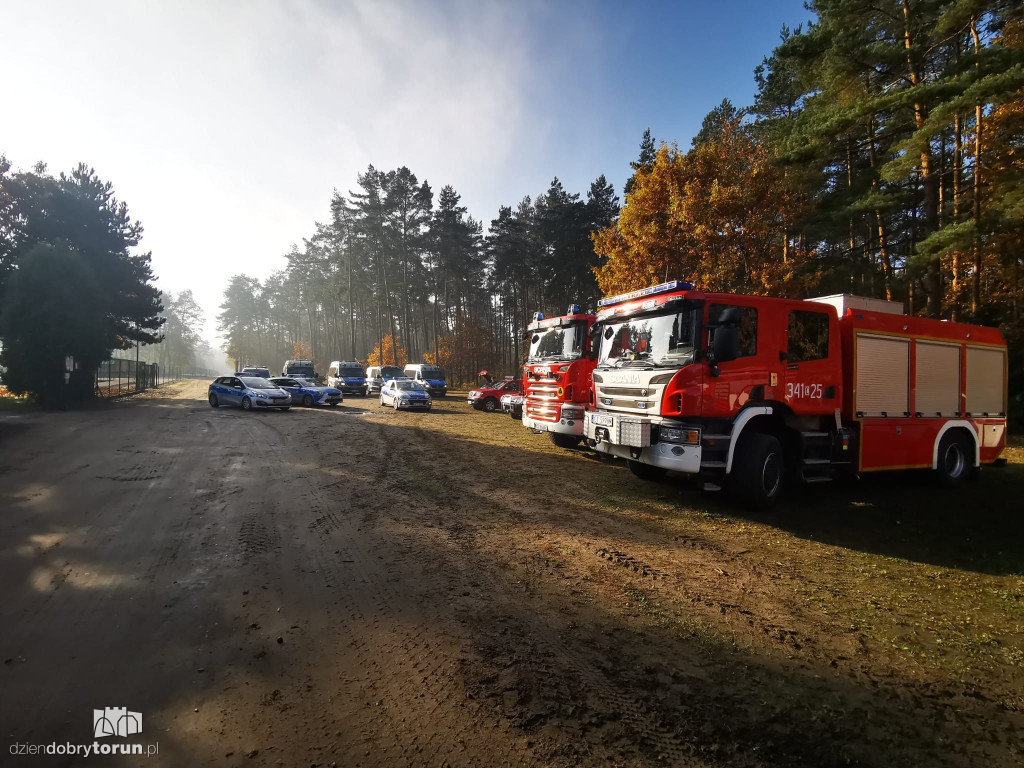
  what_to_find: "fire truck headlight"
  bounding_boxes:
[562,406,584,420]
[659,426,700,444]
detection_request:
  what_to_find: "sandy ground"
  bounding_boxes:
[1,380,1022,767]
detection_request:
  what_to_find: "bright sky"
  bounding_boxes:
[2,0,811,345]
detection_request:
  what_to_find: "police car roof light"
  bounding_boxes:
[567,304,580,315]
[596,280,693,308]
[533,312,543,321]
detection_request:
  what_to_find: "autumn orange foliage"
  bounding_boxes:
[291,341,315,370]
[366,333,408,368]
[593,124,810,298]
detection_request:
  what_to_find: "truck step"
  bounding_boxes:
[702,434,732,442]
[803,476,834,484]
[703,482,723,492]
[700,460,727,469]
[802,458,831,466]
[801,431,829,439]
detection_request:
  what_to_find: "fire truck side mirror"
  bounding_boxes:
[712,325,739,363]
[711,308,740,364]
[586,324,601,360]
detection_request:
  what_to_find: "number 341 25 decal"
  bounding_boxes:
[786,382,823,399]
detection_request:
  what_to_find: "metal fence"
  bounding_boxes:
[95,358,217,398]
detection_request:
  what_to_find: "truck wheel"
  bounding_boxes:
[483,397,498,413]
[209,393,219,408]
[730,432,783,508]
[550,433,581,449]
[935,431,971,487]
[627,459,667,481]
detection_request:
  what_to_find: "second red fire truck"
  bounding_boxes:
[583,281,1008,506]
[521,305,598,448]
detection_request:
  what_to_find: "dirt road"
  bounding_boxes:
[1,380,1022,767]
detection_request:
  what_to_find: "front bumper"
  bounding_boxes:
[257,397,291,409]
[585,411,701,473]
[523,407,585,436]
[337,384,365,395]
[320,394,343,405]
[397,400,431,410]
[426,386,447,397]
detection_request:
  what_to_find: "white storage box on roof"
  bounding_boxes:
[808,294,905,316]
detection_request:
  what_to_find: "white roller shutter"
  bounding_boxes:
[915,341,960,417]
[966,347,1006,416]
[855,334,909,417]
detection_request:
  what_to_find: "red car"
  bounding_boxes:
[467,377,521,413]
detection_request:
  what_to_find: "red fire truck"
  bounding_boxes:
[584,281,1008,506]
[522,305,598,448]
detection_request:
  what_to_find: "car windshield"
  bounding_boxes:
[597,306,698,369]
[528,322,584,362]
[421,366,444,379]
[339,366,363,377]
[270,379,298,387]
[396,381,425,391]
[381,366,402,379]
[240,377,276,389]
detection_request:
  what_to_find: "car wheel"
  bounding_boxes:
[393,401,400,411]
[380,396,386,407]
[483,397,498,413]
[241,396,252,411]
[209,393,219,408]
[730,432,784,508]
[302,394,314,407]
[935,431,972,488]
[627,459,667,480]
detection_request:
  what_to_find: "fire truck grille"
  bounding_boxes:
[599,386,648,397]
[525,396,559,422]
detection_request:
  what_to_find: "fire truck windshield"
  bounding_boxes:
[528,324,583,361]
[597,307,698,369]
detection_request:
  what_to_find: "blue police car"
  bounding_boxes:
[269,377,343,407]
[208,376,292,411]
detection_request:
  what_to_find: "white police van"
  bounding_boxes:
[403,364,447,397]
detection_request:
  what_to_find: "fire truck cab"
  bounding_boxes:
[522,305,597,448]
[585,281,1008,506]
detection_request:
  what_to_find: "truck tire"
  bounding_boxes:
[550,433,581,449]
[483,397,498,413]
[730,432,783,508]
[935,431,972,488]
[627,459,667,481]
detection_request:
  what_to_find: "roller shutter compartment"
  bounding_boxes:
[855,335,909,417]
[915,341,960,417]
[966,347,1006,417]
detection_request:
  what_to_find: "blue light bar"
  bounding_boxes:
[567,304,580,314]
[597,280,693,308]
[533,312,544,321]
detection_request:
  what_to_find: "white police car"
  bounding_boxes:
[379,378,432,411]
